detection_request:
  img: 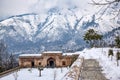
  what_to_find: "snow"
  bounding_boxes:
[75,48,120,80]
[42,51,62,54]
[19,54,41,57]
[1,48,120,80]
[62,57,82,80]
[63,52,79,55]
[0,68,69,80]
[19,52,78,57]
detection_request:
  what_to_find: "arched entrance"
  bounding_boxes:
[47,57,55,68]
[31,61,34,67]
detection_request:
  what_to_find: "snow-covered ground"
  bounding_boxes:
[1,48,120,80]
[0,68,69,80]
[75,48,120,80]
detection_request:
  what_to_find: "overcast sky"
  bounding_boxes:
[0,0,90,20]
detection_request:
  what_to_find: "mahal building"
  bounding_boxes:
[19,51,79,68]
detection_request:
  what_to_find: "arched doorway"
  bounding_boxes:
[47,57,55,68]
[31,61,34,67]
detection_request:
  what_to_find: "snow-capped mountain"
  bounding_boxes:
[0,1,120,53]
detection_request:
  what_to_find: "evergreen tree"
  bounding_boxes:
[115,36,120,48]
[108,49,114,61]
[83,29,103,47]
[116,51,120,66]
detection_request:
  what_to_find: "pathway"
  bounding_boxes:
[80,59,107,80]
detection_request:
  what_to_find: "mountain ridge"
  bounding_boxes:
[0,4,119,53]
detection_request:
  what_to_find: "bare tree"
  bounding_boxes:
[13,71,18,80]
[53,70,57,80]
[38,65,44,77]
[0,40,9,71]
[61,67,63,73]
[91,0,119,5]
[8,53,17,69]
[90,0,120,19]
[0,40,17,72]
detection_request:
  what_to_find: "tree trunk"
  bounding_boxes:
[39,70,41,77]
[117,60,119,66]
[111,56,112,61]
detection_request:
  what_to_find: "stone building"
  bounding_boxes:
[19,51,79,68]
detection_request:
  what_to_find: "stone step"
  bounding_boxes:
[80,59,107,80]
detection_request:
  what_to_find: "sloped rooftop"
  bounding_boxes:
[42,51,62,54]
[19,54,41,57]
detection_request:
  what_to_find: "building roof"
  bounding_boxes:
[63,53,79,55]
[42,51,62,54]
[19,54,42,57]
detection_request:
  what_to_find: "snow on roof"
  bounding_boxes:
[19,54,41,57]
[63,53,79,55]
[42,51,62,54]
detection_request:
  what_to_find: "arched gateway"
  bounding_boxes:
[47,57,55,68]
[19,51,79,68]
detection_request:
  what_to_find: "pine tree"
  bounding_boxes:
[115,36,120,48]
[83,29,103,47]
[108,49,114,61]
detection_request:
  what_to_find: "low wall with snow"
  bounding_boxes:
[62,57,84,80]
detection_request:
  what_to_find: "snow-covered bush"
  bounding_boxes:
[108,49,114,61]
[28,68,32,73]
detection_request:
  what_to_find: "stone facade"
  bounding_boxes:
[19,51,79,68]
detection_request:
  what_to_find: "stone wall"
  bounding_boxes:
[19,53,78,68]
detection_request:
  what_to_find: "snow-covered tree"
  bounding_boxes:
[116,51,120,66]
[84,29,103,47]
[38,65,44,77]
[108,49,114,61]
[115,36,120,48]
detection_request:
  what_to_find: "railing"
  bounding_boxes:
[0,67,20,78]
[62,57,84,80]
[77,57,84,80]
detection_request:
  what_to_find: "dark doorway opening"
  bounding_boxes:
[47,58,55,68]
[49,60,54,67]
[31,61,34,67]
[62,61,66,66]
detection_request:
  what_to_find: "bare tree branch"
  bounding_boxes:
[90,0,117,5]
[110,9,120,19]
[90,0,120,20]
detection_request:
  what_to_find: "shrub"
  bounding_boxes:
[108,49,114,56]
[116,51,120,60]
[108,49,114,61]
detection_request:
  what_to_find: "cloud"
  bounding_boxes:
[30,0,90,13]
[0,0,91,20]
[0,0,37,20]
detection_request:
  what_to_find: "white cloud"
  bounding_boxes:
[0,0,92,20]
[0,0,37,20]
